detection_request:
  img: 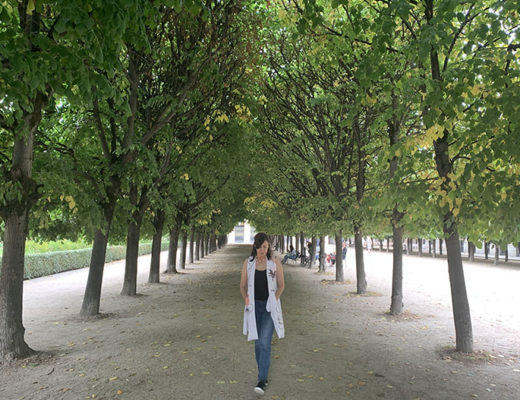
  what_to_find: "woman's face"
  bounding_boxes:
[257,240,269,258]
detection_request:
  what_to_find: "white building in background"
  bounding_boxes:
[228,221,256,244]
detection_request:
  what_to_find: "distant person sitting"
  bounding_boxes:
[283,245,297,264]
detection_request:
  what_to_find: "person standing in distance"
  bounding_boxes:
[240,233,285,395]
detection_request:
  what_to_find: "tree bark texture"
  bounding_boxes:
[121,216,141,296]
[148,211,165,283]
[354,229,367,294]
[310,236,317,268]
[211,233,217,252]
[300,231,305,256]
[335,231,343,281]
[179,230,188,270]
[468,241,475,262]
[81,228,110,316]
[494,244,499,265]
[200,232,205,258]
[189,229,195,264]
[390,216,404,315]
[165,227,179,273]
[0,211,34,359]
[195,231,201,261]
[444,226,473,352]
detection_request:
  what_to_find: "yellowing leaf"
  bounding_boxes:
[26,0,35,15]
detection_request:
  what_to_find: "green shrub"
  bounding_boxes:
[22,241,169,280]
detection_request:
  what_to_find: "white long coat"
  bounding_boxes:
[243,257,285,341]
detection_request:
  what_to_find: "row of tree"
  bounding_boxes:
[0,0,262,360]
[244,0,519,353]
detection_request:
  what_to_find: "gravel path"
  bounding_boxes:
[0,244,519,400]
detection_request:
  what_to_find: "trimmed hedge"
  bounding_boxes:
[22,241,169,280]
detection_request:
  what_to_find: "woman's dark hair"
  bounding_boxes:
[250,232,272,260]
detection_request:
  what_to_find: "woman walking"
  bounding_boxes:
[240,233,285,395]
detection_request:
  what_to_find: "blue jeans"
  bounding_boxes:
[254,300,274,382]
[283,253,297,263]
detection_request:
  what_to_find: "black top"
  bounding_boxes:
[254,269,269,301]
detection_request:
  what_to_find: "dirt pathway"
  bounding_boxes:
[1,245,519,400]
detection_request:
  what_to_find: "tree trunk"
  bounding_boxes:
[516,242,520,257]
[429,23,473,349]
[354,229,367,294]
[335,231,343,281]
[494,244,499,265]
[505,246,508,262]
[429,240,432,254]
[386,237,390,252]
[200,232,205,258]
[310,236,317,268]
[467,241,475,262]
[295,233,300,254]
[484,241,489,260]
[195,231,201,261]
[432,239,437,258]
[0,88,48,358]
[0,211,34,359]
[189,229,195,264]
[121,215,141,296]
[439,238,443,255]
[81,228,110,316]
[300,231,305,256]
[379,239,383,252]
[390,212,404,315]
[418,238,423,257]
[211,233,217,252]
[121,184,146,296]
[319,235,326,272]
[165,227,179,273]
[179,230,188,270]
[148,210,165,283]
[444,224,473,352]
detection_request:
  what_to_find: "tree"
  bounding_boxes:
[0,0,129,359]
